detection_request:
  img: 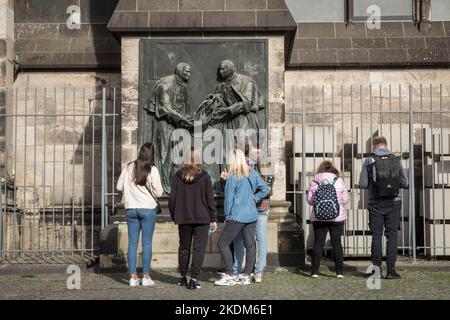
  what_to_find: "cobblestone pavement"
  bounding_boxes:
[1,261,450,300]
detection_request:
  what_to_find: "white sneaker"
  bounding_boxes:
[142,277,155,286]
[214,274,236,286]
[310,274,318,278]
[336,274,344,279]
[253,273,262,283]
[235,274,251,285]
[129,277,140,287]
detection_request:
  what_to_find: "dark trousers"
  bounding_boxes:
[311,221,344,275]
[369,201,401,272]
[218,220,257,276]
[178,224,209,279]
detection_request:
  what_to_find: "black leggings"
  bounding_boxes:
[178,224,209,279]
[311,221,344,274]
[217,220,257,276]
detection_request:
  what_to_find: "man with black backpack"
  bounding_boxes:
[359,137,408,279]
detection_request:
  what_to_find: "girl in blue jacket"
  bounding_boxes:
[215,148,270,286]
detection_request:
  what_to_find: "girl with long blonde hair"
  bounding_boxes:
[214,148,270,286]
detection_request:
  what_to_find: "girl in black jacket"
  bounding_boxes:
[168,148,217,289]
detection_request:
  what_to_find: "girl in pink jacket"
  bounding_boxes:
[307,161,349,278]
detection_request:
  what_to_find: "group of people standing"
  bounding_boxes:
[117,142,272,288]
[117,135,408,288]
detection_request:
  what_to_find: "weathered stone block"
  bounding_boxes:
[116,0,137,11]
[179,0,224,11]
[121,39,139,71]
[35,39,71,52]
[57,24,90,38]
[138,0,178,10]
[352,37,386,49]
[426,222,450,256]
[149,11,202,31]
[0,38,6,57]
[292,126,337,154]
[290,157,342,185]
[121,103,139,127]
[386,37,426,49]
[0,87,5,106]
[266,222,278,252]
[257,10,295,29]
[337,49,369,64]
[203,11,255,30]
[109,12,149,30]
[408,49,449,64]
[121,71,139,102]
[335,23,366,37]
[299,49,337,65]
[15,23,59,39]
[403,21,445,37]
[369,49,408,64]
[296,23,335,38]
[227,0,266,10]
[318,38,351,49]
[420,189,450,220]
[366,22,404,38]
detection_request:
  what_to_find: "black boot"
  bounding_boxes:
[386,270,401,279]
[177,276,188,286]
[188,279,201,289]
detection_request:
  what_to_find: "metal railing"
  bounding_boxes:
[287,84,450,260]
[0,87,120,263]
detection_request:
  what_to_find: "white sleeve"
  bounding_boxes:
[148,166,164,197]
[116,165,126,192]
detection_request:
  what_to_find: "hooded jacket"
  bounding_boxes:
[307,172,349,222]
[168,169,217,225]
[224,169,270,223]
[359,147,409,205]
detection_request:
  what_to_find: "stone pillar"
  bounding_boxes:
[265,37,304,269]
[0,0,14,252]
[0,0,13,157]
[120,37,140,165]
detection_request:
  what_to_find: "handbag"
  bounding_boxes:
[145,185,162,214]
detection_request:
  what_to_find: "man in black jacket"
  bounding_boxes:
[359,136,408,279]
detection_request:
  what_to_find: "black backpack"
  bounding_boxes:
[312,178,340,220]
[370,154,401,198]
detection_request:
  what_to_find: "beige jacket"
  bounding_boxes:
[116,163,163,209]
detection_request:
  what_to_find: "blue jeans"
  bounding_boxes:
[233,210,269,274]
[127,208,157,275]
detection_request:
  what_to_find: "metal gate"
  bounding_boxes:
[0,87,120,264]
[287,84,450,260]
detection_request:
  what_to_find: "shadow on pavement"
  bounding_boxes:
[97,268,223,287]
